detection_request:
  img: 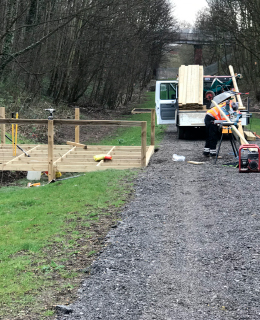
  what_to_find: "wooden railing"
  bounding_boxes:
[0,107,156,181]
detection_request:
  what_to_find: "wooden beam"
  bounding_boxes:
[178,65,185,105]
[229,65,246,110]
[244,131,256,141]
[48,120,54,181]
[198,66,204,105]
[131,108,152,114]
[65,154,140,160]
[0,107,5,144]
[0,119,48,125]
[56,165,141,172]
[3,145,40,165]
[151,109,155,146]
[183,66,188,105]
[54,119,143,127]
[66,141,87,149]
[141,121,147,167]
[146,145,154,166]
[75,108,80,143]
[2,164,48,171]
[193,65,199,104]
[186,65,193,104]
[237,122,245,144]
[54,146,76,165]
[0,119,143,127]
[212,100,248,145]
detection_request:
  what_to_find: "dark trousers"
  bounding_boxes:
[204,114,220,151]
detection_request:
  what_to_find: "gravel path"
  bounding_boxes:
[57,126,260,320]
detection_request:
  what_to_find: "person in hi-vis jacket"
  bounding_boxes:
[203,101,241,157]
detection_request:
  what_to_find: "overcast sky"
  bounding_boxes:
[170,0,208,24]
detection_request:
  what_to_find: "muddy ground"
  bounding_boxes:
[56,125,260,320]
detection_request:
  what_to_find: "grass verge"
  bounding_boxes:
[245,113,260,135]
[0,170,137,319]
[89,92,166,147]
[0,91,166,319]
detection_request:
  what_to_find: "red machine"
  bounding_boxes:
[239,144,260,172]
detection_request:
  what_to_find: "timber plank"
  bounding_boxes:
[199,66,204,105]
[0,143,153,173]
[229,65,246,110]
[56,165,141,172]
[244,131,256,141]
[146,145,154,166]
[193,65,199,104]
[178,65,185,105]
[178,65,204,109]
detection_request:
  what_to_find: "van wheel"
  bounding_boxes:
[177,126,185,139]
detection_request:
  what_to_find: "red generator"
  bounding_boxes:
[239,144,260,172]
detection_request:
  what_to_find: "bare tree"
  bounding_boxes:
[195,0,260,97]
[0,0,177,108]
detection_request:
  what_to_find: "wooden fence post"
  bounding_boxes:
[0,107,5,144]
[141,121,147,167]
[48,120,54,181]
[151,109,155,146]
[75,108,80,143]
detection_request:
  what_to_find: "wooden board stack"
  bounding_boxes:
[178,65,204,110]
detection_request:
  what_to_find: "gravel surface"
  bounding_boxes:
[56,125,260,320]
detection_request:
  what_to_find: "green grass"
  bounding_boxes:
[0,90,167,318]
[0,171,125,259]
[4,131,37,145]
[245,113,260,134]
[0,170,136,314]
[89,92,167,147]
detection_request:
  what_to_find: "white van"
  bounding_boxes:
[155,79,250,139]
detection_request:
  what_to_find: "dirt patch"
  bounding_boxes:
[15,99,138,146]
[0,170,27,186]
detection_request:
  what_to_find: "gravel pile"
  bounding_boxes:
[56,126,260,320]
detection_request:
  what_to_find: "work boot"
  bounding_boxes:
[203,148,210,157]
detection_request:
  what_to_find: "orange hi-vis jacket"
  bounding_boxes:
[206,102,227,121]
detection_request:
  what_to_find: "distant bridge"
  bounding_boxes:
[168,32,233,64]
[172,32,234,46]
[174,32,214,45]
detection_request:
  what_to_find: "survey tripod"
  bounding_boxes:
[214,121,239,164]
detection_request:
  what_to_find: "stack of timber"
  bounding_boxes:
[178,65,204,110]
[244,131,256,141]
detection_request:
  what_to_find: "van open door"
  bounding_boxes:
[155,81,178,125]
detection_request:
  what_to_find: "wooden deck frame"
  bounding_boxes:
[0,108,155,181]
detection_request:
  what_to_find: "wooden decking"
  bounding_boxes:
[0,144,154,172]
[0,108,156,180]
